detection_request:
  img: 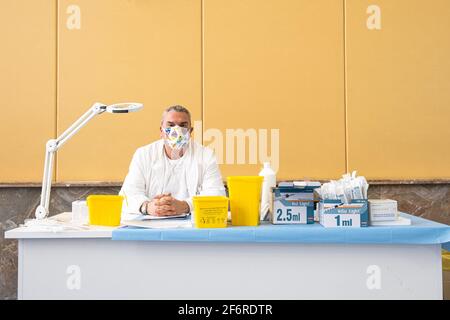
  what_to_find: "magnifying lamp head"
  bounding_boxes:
[106,102,143,114]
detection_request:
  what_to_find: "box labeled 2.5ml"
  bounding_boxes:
[271,185,317,224]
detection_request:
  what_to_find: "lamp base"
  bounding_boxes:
[23,217,89,232]
[35,205,48,220]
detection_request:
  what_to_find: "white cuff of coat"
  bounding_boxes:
[185,198,194,213]
[122,194,150,214]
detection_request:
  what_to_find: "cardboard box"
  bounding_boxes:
[271,183,319,224]
[368,199,398,221]
[318,199,369,228]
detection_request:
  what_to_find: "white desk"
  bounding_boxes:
[5,212,447,300]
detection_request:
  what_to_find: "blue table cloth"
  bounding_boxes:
[112,212,450,249]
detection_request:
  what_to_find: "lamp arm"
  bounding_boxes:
[56,102,106,149]
[35,102,107,219]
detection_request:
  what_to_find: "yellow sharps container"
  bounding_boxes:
[227,176,263,226]
[86,195,123,226]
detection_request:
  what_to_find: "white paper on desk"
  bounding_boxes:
[370,216,412,226]
[139,213,191,220]
[121,214,192,229]
[121,212,190,221]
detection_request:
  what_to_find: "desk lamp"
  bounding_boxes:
[34,102,143,220]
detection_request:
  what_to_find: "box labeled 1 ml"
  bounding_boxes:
[271,183,318,224]
[318,199,369,228]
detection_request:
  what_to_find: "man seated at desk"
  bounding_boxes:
[120,105,225,216]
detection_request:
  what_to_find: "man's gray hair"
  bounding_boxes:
[161,105,192,126]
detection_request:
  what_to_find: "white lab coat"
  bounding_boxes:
[119,139,226,214]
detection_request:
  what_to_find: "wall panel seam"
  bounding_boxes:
[343,0,349,174]
[201,0,205,145]
[55,0,60,182]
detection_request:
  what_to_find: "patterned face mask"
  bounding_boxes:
[163,125,190,150]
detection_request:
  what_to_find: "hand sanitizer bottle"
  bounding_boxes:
[259,162,276,221]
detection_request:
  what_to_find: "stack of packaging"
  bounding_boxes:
[368,199,398,222]
[268,172,409,228]
[367,199,412,225]
[316,171,369,203]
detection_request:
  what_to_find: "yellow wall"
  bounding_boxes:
[346,0,450,179]
[1,0,450,183]
[0,0,56,182]
[203,0,346,180]
[57,0,202,181]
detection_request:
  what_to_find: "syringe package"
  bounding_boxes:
[316,171,369,228]
[318,199,369,228]
[271,182,319,224]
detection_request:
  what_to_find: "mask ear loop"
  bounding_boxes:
[161,126,174,195]
[160,141,168,195]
